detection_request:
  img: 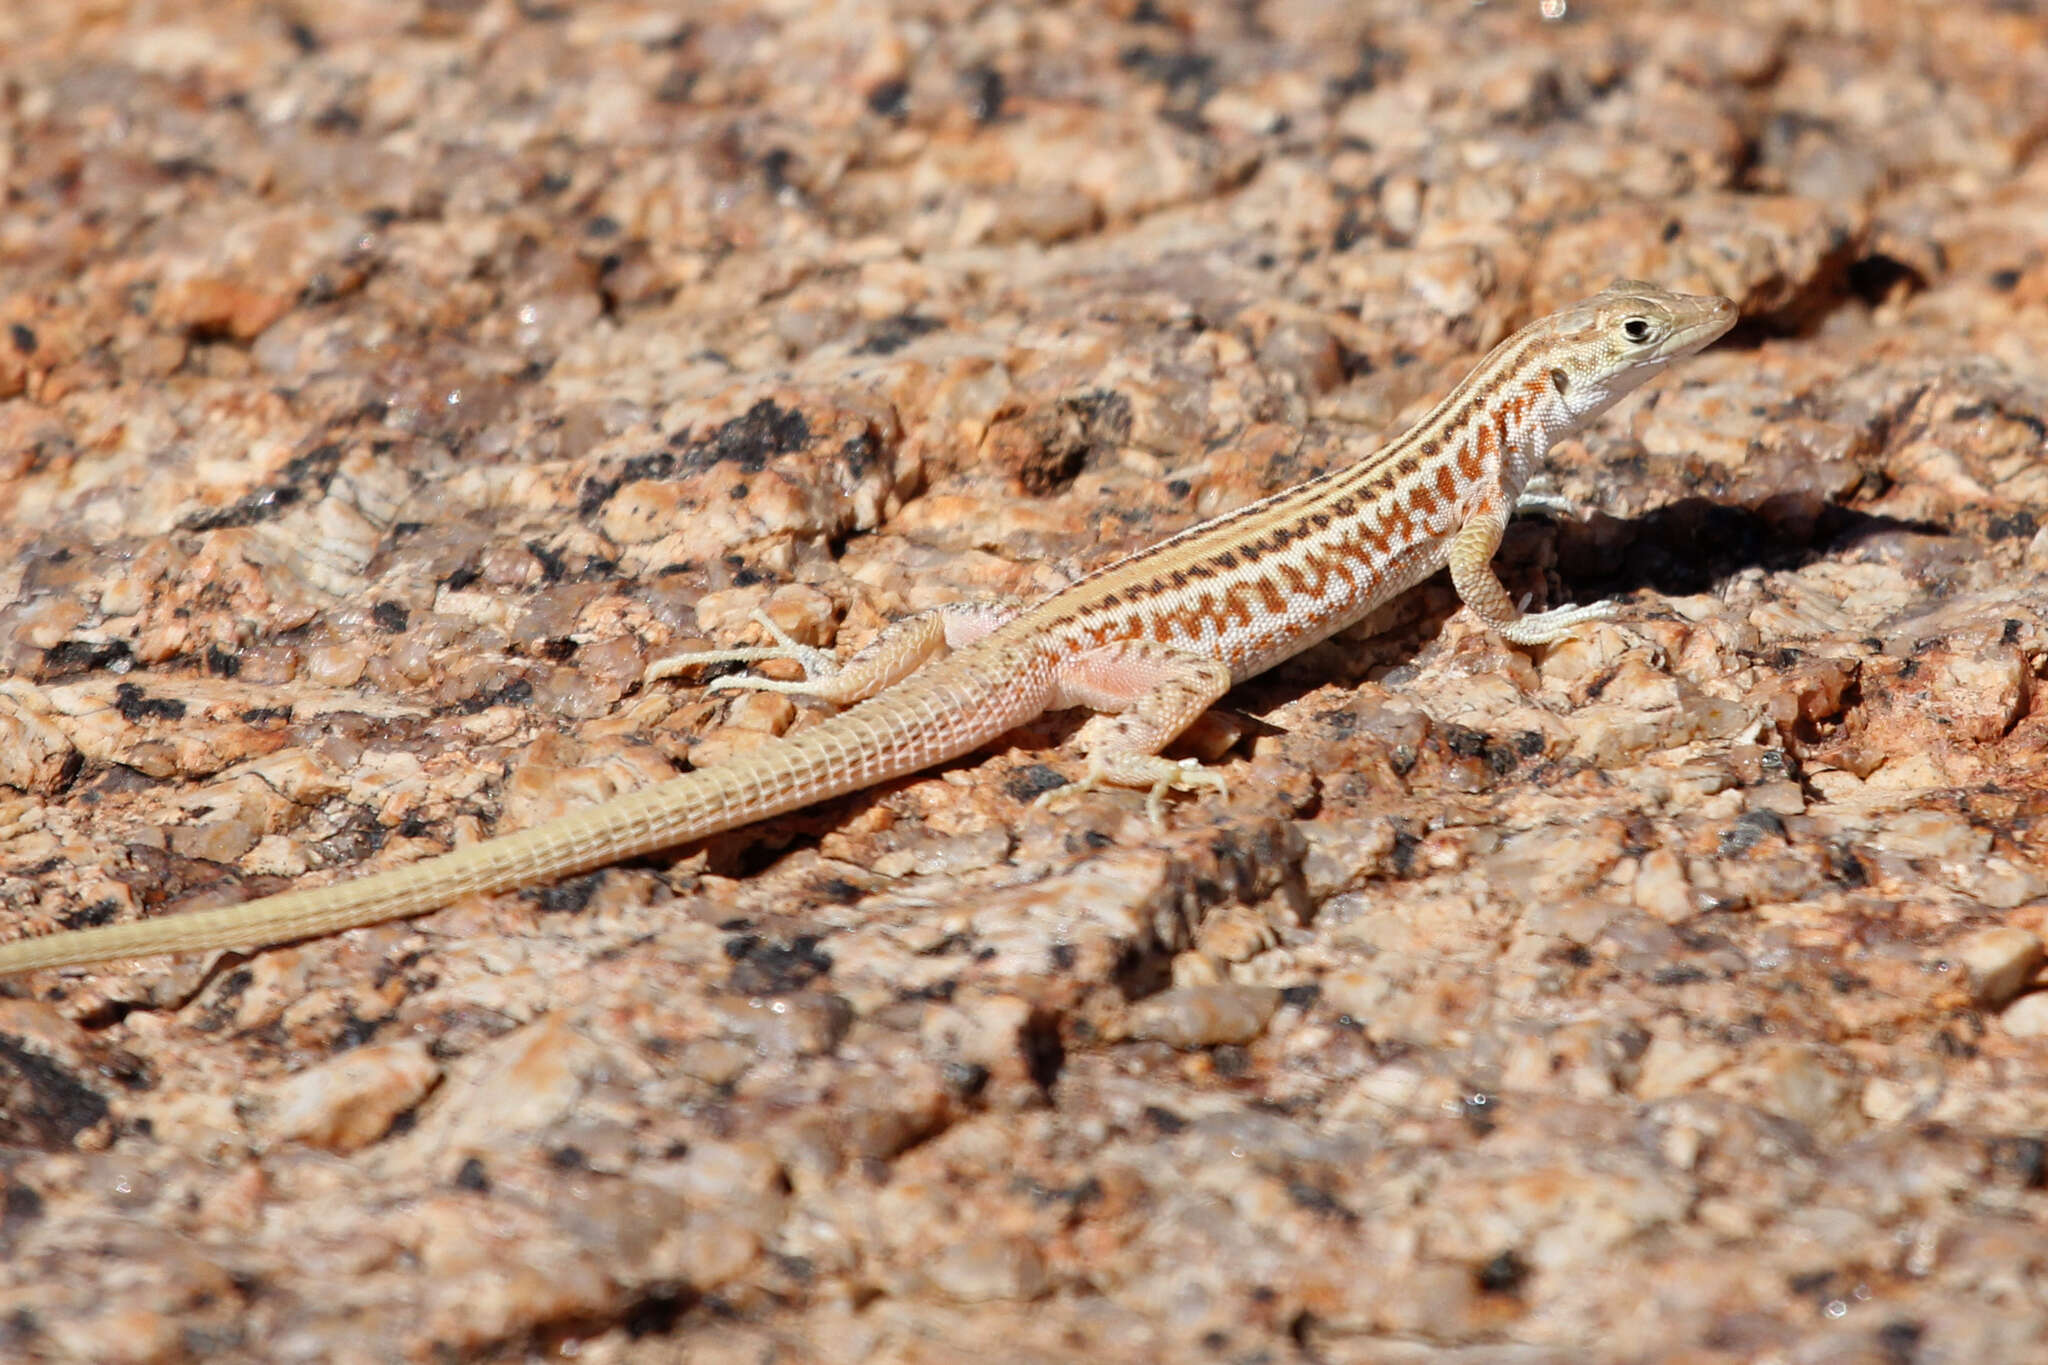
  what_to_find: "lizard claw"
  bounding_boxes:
[1497,598,1620,646]
[1033,755,1228,828]
[647,610,841,693]
[1143,758,1228,828]
[1032,757,1105,816]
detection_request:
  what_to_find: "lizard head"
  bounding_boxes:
[1542,279,1739,419]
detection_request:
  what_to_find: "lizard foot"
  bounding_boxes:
[1495,598,1619,646]
[1033,754,1229,828]
[646,611,842,694]
[1511,487,1582,520]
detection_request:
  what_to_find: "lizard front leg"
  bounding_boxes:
[1037,640,1233,825]
[648,598,1026,706]
[1448,497,1617,646]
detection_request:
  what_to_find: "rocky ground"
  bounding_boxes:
[3,1,2048,1361]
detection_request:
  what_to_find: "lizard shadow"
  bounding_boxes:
[1554,496,1946,611]
[1235,495,1947,708]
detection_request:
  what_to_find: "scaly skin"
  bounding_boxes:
[0,281,1736,974]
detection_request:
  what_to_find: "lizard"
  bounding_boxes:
[0,280,1737,976]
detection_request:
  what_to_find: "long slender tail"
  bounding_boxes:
[0,659,1041,974]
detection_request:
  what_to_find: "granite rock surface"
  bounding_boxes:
[4,1,2048,1360]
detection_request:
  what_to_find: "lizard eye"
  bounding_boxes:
[1621,317,1654,344]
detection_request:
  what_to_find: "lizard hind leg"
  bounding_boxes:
[1036,640,1233,826]
[647,598,1026,708]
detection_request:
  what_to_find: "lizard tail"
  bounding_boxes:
[0,657,1043,974]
